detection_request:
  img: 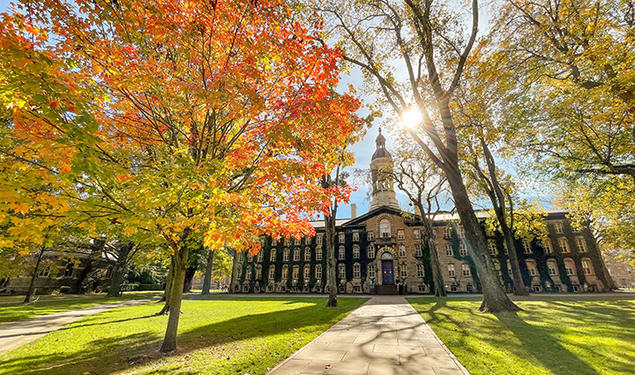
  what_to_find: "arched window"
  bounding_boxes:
[255,265,262,279]
[316,246,322,260]
[445,243,453,256]
[270,249,276,262]
[581,258,594,275]
[256,250,264,262]
[462,264,471,276]
[381,251,393,259]
[353,263,361,278]
[368,264,376,279]
[543,238,554,254]
[338,263,346,279]
[292,265,299,281]
[380,219,391,238]
[576,237,588,252]
[315,264,322,280]
[399,263,407,279]
[459,242,468,256]
[353,245,360,259]
[448,264,455,277]
[368,244,376,258]
[293,248,300,261]
[283,249,290,262]
[559,238,570,253]
[414,244,422,257]
[303,264,310,280]
[282,265,289,280]
[245,266,252,280]
[338,245,345,260]
[564,258,576,276]
[268,266,276,280]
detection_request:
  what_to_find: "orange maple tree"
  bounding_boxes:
[0,0,360,353]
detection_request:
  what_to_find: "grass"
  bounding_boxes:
[0,292,161,323]
[0,297,367,375]
[408,295,635,375]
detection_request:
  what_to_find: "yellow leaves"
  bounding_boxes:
[10,202,29,214]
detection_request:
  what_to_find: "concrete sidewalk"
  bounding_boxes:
[0,299,151,355]
[268,296,468,375]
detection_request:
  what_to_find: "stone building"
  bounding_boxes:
[232,132,614,294]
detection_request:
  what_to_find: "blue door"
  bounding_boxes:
[382,260,394,284]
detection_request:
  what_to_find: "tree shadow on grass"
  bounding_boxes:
[0,299,364,375]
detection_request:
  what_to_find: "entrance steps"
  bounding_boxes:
[376,284,398,295]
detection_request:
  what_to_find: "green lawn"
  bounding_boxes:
[0,292,161,323]
[408,295,635,375]
[0,297,367,375]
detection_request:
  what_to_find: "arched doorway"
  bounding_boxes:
[381,252,394,285]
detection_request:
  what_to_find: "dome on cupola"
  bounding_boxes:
[372,128,391,160]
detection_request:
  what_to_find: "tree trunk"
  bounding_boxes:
[24,246,45,304]
[421,216,446,297]
[107,243,133,297]
[182,264,197,293]
[325,214,338,308]
[201,250,215,295]
[157,257,175,314]
[445,171,520,312]
[500,223,529,296]
[160,241,190,354]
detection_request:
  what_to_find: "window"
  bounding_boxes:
[397,230,405,240]
[400,264,407,279]
[257,250,264,262]
[353,263,361,278]
[352,231,359,242]
[547,260,558,276]
[282,265,289,280]
[255,265,262,279]
[293,249,300,261]
[554,222,564,234]
[247,253,253,262]
[417,264,425,278]
[283,249,289,262]
[245,266,252,280]
[294,237,301,245]
[399,244,407,257]
[285,237,291,246]
[338,245,345,260]
[415,243,423,257]
[526,260,537,276]
[380,219,391,238]
[268,266,276,280]
[304,247,311,261]
[368,264,376,279]
[458,226,465,238]
[523,240,532,254]
[271,237,277,246]
[564,258,576,276]
[315,264,322,280]
[316,234,323,247]
[543,238,553,254]
[292,265,299,281]
[444,226,453,239]
[338,232,345,243]
[367,231,375,241]
[368,244,376,258]
[462,264,471,277]
[413,229,421,240]
[316,246,322,261]
[559,238,570,253]
[353,244,360,259]
[459,242,468,257]
[575,237,587,252]
[304,265,310,280]
[448,264,455,277]
[338,263,346,279]
[488,240,498,255]
[446,243,453,256]
[269,249,276,262]
[582,258,594,275]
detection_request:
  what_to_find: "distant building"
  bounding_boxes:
[232,131,614,294]
[603,249,635,290]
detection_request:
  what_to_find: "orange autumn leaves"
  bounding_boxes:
[0,0,360,256]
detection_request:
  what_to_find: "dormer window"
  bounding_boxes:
[380,219,391,238]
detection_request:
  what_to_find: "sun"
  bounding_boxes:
[400,107,423,129]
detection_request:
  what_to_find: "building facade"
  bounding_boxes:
[232,132,614,294]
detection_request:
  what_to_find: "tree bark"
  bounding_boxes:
[157,257,175,314]
[160,240,190,354]
[201,250,215,295]
[501,222,529,296]
[445,170,520,312]
[182,263,197,293]
[24,245,45,304]
[107,242,133,297]
[422,219,446,297]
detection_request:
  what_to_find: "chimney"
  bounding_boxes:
[351,204,357,219]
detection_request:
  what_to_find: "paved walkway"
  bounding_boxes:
[0,299,151,355]
[268,296,469,375]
